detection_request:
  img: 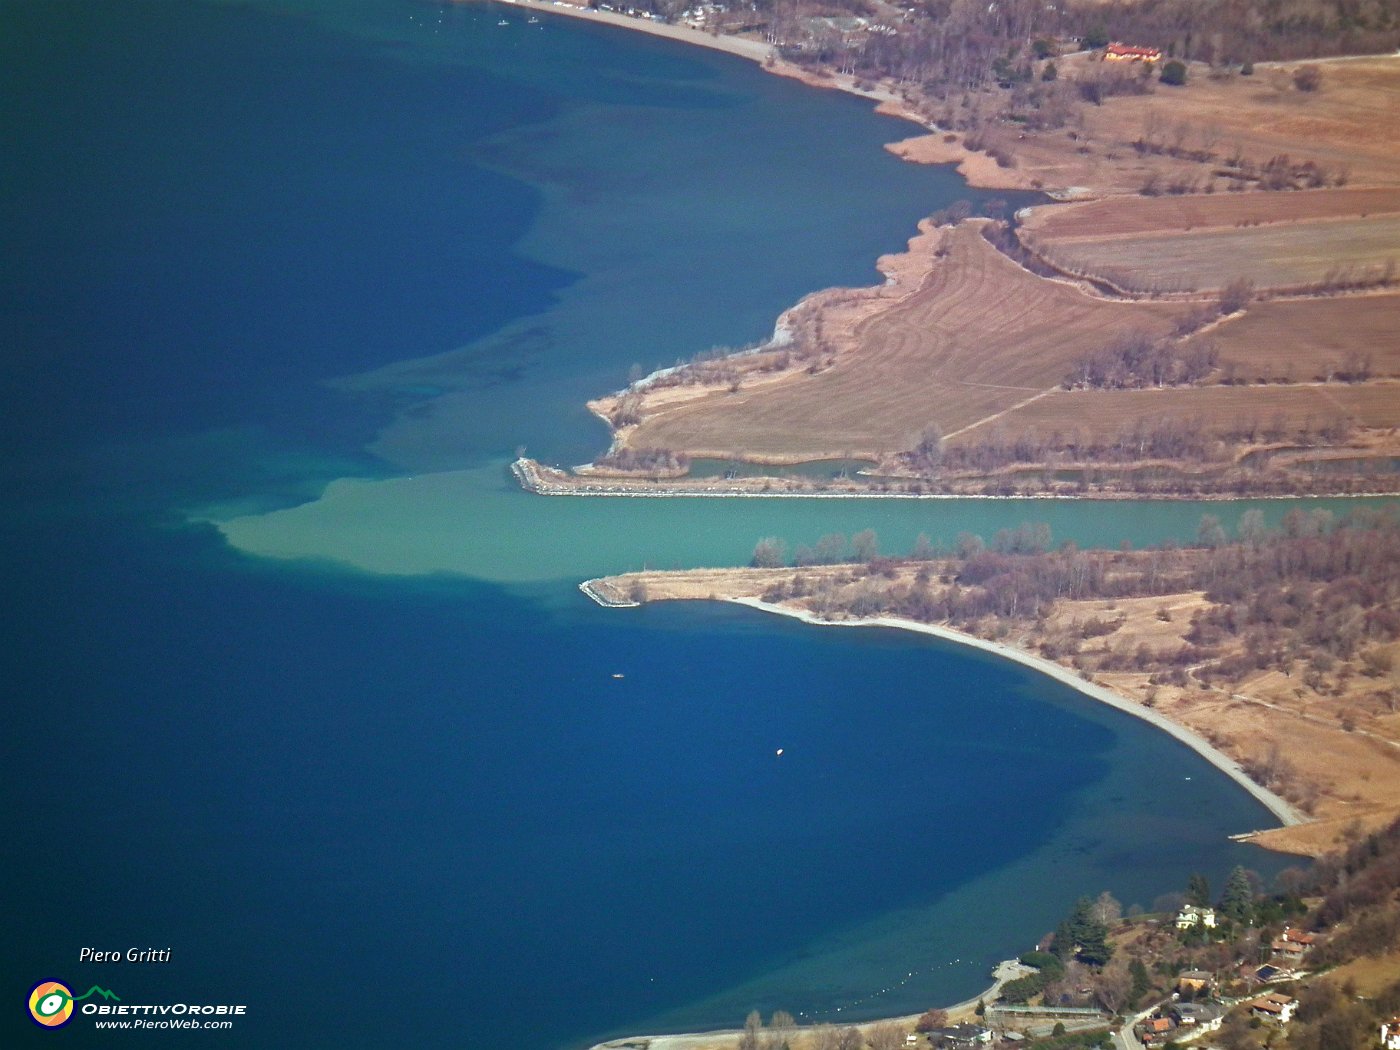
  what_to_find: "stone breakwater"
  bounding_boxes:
[512,458,1388,502]
[578,579,640,608]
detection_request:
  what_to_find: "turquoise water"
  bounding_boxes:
[2,3,1365,1048]
[217,462,1390,582]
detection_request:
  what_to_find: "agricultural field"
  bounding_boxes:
[1029,214,1400,293]
[916,56,1400,199]
[1194,292,1400,383]
[620,225,1182,461]
[1019,187,1400,240]
[1323,381,1400,427]
[958,382,1400,446]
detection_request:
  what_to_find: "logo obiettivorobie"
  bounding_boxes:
[28,981,120,1028]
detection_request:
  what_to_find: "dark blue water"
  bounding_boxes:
[3,2,1298,1047]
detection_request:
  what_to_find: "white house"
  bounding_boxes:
[1176,905,1217,930]
[1381,1017,1400,1050]
[1248,993,1297,1024]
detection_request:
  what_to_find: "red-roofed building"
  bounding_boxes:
[1249,993,1297,1024]
[1104,42,1163,63]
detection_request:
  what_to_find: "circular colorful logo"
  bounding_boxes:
[28,981,75,1028]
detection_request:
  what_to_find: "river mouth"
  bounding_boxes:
[2,3,1379,1049]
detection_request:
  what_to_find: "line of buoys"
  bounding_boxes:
[792,957,974,1022]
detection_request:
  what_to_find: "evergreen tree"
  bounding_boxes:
[1128,958,1151,1007]
[1219,865,1255,926]
[1054,897,1114,966]
[1186,872,1211,907]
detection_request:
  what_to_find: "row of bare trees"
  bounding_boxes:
[1064,332,1219,389]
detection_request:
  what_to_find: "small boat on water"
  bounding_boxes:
[497,18,510,25]
[527,15,540,22]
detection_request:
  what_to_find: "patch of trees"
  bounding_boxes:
[914,1008,949,1032]
[736,1008,858,1050]
[594,447,690,475]
[1075,65,1154,105]
[922,418,1233,475]
[1309,257,1398,295]
[898,413,1362,494]
[1070,0,1400,66]
[1001,951,1066,1003]
[1309,813,1400,932]
[1189,509,1400,668]
[1293,64,1323,91]
[1052,895,1116,966]
[1133,114,1224,163]
[1064,332,1219,389]
[751,509,1400,714]
[981,219,1066,281]
[757,530,885,569]
[1219,152,1342,190]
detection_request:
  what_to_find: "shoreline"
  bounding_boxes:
[489,0,928,121]
[490,0,777,65]
[587,959,1033,1050]
[724,598,1306,831]
[576,586,1309,1050]
[580,574,1305,831]
[487,9,1400,493]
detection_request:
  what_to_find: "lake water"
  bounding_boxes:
[2,2,1370,1047]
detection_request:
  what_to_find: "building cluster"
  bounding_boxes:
[1137,1001,1227,1045]
[918,1024,994,1047]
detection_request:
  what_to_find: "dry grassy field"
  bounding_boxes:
[621,226,1181,460]
[1197,293,1400,382]
[1021,187,1400,240]
[960,381,1400,445]
[1324,380,1400,426]
[1031,214,1400,293]
[968,56,1400,196]
[1328,950,1400,997]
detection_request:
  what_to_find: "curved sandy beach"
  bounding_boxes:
[588,959,1034,1050]
[724,597,1305,829]
[491,0,775,63]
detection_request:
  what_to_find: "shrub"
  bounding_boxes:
[1160,60,1187,86]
